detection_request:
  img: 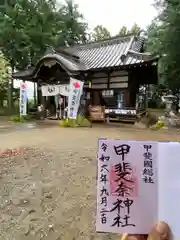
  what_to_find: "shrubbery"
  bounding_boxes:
[59,115,92,128]
[150,120,165,130]
[10,114,32,123]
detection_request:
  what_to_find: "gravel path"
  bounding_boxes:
[0,126,179,240]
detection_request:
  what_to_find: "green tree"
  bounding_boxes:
[119,26,128,36]
[92,25,111,41]
[145,20,168,85]
[0,0,64,69]
[23,0,61,65]
[160,0,180,92]
[118,23,141,37]
[128,23,141,35]
[0,0,88,68]
[0,0,59,109]
[0,54,9,91]
[0,0,88,109]
[0,53,10,107]
[56,0,88,46]
[145,0,180,93]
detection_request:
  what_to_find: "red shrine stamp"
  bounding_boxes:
[110,165,138,197]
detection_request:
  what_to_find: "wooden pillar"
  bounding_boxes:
[128,71,139,108]
[37,82,41,105]
[145,84,149,111]
[124,90,130,107]
[8,76,13,113]
[84,72,93,117]
[41,95,46,118]
[33,82,37,105]
[107,71,110,89]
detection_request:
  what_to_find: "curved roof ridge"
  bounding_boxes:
[126,50,158,61]
[69,34,136,50]
[45,46,80,62]
[128,49,151,56]
[32,53,87,76]
[54,47,80,61]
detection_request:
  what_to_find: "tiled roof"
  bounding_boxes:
[12,66,35,79]
[35,53,87,73]
[12,53,87,79]
[66,35,149,69]
[12,35,157,79]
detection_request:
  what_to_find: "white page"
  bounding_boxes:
[158,142,180,240]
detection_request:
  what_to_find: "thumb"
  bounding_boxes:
[119,222,170,240]
[148,221,170,240]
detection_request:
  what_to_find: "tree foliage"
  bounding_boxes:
[129,23,141,35]
[0,0,55,69]
[146,0,180,93]
[0,53,10,107]
[91,23,140,41]
[118,23,141,36]
[57,0,88,46]
[0,0,88,70]
[0,0,88,109]
[0,53,10,92]
[119,26,128,36]
[91,25,111,41]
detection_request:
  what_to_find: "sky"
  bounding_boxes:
[74,0,158,35]
[18,0,158,98]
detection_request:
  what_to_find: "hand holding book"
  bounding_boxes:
[122,222,170,240]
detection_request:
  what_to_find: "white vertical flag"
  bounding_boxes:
[67,78,84,119]
[19,81,27,117]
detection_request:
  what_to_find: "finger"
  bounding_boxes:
[120,234,147,240]
[119,221,170,240]
[148,221,170,240]
[120,233,128,240]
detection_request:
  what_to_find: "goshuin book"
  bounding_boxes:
[96,139,180,240]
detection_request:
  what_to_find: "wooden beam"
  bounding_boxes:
[107,71,110,89]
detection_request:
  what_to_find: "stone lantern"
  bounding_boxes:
[163,94,176,112]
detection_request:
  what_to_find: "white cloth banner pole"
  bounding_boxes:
[67,78,84,119]
[19,81,27,117]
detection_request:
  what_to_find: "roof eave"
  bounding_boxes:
[33,54,86,76]
[12,67,35,79]
[12,58,158,80]
[12,53,87,80]
[83,58,159,72]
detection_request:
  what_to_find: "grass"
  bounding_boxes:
[59,115,92,128]
[0,107,19,116]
